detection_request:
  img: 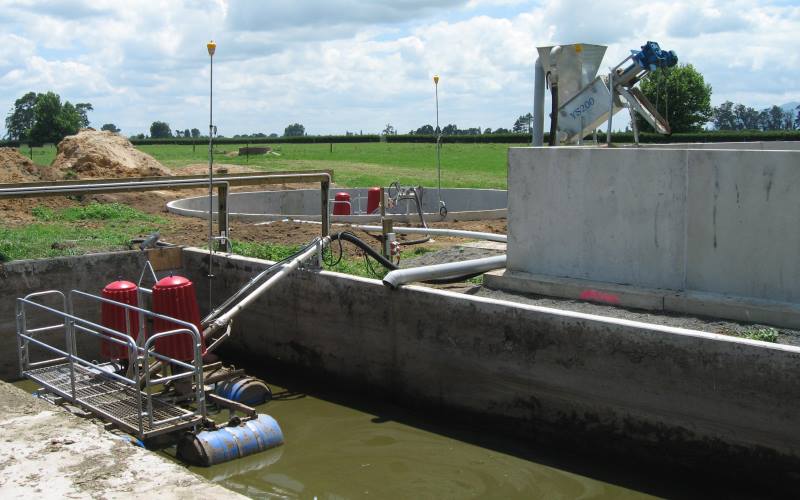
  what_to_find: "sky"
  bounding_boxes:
[1,0,799,137]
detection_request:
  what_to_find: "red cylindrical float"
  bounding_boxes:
[100,280,140,360]
[367,187,381,214]
[333,192,351,215]
[151,275,204,361]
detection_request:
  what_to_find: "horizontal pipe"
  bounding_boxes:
[203,236,331,340]
[383,254,506,289]
[351,225,506,243]
[0,172,332,199]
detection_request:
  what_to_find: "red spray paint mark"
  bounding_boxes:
[579,289,620,305]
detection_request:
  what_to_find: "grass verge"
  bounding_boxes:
[0,203,164,262]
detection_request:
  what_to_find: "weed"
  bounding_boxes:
[736,327,779,343]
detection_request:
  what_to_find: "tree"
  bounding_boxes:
[4,91,38,140]
[75,103,93,128]
[483,127,492,134]
[783,111,795,130]
[493,127,510,134]
[734,104,760,130]
[101,123,120,133]
[183,128,190,138]
[795,105,800,130]
[284,123,305,137]
[382,123,396,135]
[191,128,201,138]
[414,124,434,135]
[150,121,172,138]
[441,124,459,135]
[637,64,712,132]
[513,113,533,133]
[712,101,736,130]
[29,92,82,144]
[766,105,786,131]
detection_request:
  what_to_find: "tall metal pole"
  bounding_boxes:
[433,75,446,218]
[207,40,216,311]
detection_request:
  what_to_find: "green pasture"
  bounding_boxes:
[19,142,511,189]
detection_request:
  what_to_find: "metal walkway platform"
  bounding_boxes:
[26,363,201,439]
[17,289,207,441]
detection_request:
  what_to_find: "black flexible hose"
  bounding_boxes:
[330,232,397,270]
[548,83,559,146]
[329,231,487,285]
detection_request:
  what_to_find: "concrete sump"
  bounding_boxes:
[3,247,800,494]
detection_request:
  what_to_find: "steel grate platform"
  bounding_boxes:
[25,362,201,439]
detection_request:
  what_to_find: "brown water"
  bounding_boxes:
[13,378,657,499]
[185,379,653,500]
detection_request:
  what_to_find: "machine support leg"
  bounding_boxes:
[217,184,229,251]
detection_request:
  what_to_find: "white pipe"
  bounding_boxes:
[383,254,506,289]
[351,224,506,243]
[204,236,331,338]
[532,56,545,146]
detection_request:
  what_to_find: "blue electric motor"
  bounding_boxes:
[177,414,284,466]
[632,41,678,70]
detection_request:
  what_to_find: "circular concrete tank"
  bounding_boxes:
[167,188,507,223]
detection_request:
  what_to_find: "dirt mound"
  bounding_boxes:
[0,148,47,183]
[52,129,171,178]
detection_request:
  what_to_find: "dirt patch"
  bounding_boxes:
[52,129,170,179]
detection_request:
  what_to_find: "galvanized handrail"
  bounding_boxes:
[16,289,206,440]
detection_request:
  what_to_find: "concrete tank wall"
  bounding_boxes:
[167,188,507,222]
[180,248,800,476]
[506,146,800,304]
[0,251,149,380]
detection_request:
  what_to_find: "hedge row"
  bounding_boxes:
[2,130,799,148]
[127,129,800,145]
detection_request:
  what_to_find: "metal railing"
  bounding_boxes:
[16,289,206,440]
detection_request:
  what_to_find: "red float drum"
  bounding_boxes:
[367,187,382,214]
[333,192,351,215]
[100,280,140,360]
[151,275,204,361]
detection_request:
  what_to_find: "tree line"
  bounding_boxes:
[712,102,798,131]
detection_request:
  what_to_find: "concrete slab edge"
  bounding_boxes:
[486,268,800,332]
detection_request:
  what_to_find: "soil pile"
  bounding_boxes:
[52,129,170,178]
[0,148,48,183]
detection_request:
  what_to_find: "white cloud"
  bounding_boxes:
[0,0,798,137]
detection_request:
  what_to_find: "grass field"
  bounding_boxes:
[19,142,511,189]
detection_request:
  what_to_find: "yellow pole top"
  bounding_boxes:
[207,40,217,56]
[433,75,439,85]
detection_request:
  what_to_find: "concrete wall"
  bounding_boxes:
[182,248,800,475]
[0,251,148,380]
[167,188,507,223]
[507,147,800,304]
[4,249,800,476]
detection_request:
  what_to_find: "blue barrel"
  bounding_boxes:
[214,376,272,406]
[177,414,284,466]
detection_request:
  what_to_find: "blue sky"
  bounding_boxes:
[1,0,798,137]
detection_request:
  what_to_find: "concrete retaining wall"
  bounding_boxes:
[0,251,148,380]
[3,249,800,477]
[183,248,800,475]
[506,146,800,305]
